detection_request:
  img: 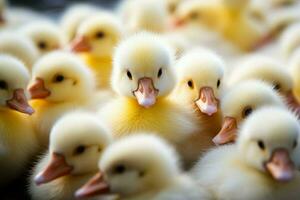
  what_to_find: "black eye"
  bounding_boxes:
[293,140,298,149]
[0,80,8,90]
[95,31,105,39]
[217,79,221,88]
[157,68,163,78]
[187,80,194,89]
[257,140,265,150]
[113,165,126,174]
[242,106,253,118]
[53,74,65,83]
[273,83,281,91]
[127,70,132,80]
[38,41,47,50]
[73,145,86,155]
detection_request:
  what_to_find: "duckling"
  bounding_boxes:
[75,134,212,200]
[279,23,300,59]
[213,80,286,145]
[28,51,97,147]
[29,111,112,200]
[0,55,38,185]
[70,13,123,89]
[19,21,65,56]
[98,32,198,144]
[0,32,39,70]
[193,106,300,200]
[171,48,225,166]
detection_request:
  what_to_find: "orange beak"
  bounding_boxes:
[34,153,73,185]
[28,78,51,99]
[133,77,159,108]
[75,172,110,199]
[6,88,34,115]
[265,149,295,182]
[195,87,219,116]
[213,117,237,145]
[70,36,91,53]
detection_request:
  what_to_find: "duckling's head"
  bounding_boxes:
[71,13,122,57]
[229,55,292,96]
[20,21,65,55]
[75,134,180,198]
[0,55,34,115]
[112,32,176,108]
[34,112,112,185]
[0,32,39,69]
[213,80,285,145]
[279,23,300,59]
[28,51,95,103]
[237,107,300,182]
[174,48,225,116]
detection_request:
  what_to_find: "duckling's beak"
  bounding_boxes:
[195,87,218,116]
[265,149,295,182]
[213,117,237,145]
[34,152,73,185]
[75,172,110,199]
[28,78,51,99]
[6,88,34,115]
[70,36,91,53]
[170,18,185,28]
[134,77,159,108]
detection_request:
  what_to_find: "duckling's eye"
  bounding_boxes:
[293,140,298,149]
[38,41,47,50]
[242,106,253,118]
[257,140,265,150]
[273,83,281,91]
[168,4,176,13]
[53,74,65,83]
[187,80,194,89]
[73,145,86,156]
[95,31,105,39]
[113,164,126,174]
[190,12,199,20]
[0,80,8,90]
[217,79,221,88]
[126,70,133,80]
[157,68,163,78]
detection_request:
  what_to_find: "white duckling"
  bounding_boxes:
[213,80,286,145]
[193,106,300,200]
[98,32,198,144]
[19,21,65,56]
[28,51,97,147]
[0,55,38,185]
[75,134,212,200]
[29,111,112,200]
[0,32,39,70]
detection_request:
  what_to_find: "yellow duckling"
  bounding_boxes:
[28,51,97,147]
[70,13,123,89]
[193,107,300,200]
[19,20,65,56]
[213,80,286,145]
[0,32,39,70]
[98,32,198,144]
[29,111,112,200]
[171,48,225,167]
[76,134,212,200]
[0,55,38,185]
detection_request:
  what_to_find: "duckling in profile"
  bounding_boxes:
[29,111,112,200]
[171,48,225,166]
[20,21,65,56]
[70,13,123,89]
[0,55,38,185]
[193,106,300,200]
[76,134,212,200]
[213,80,286,145]
[28,51,97,147]
[98,32,198,144]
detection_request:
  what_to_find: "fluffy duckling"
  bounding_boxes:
[193,107,300,200]
[70,13,123,89]
[279,23,300,59]
[171,48,225,166]
[0,32,39,70]
[19,21,65,56]
[28,51,97,147]
[98,33,198,144]
[76,134,212,200]
[213,80,286,145]
[29,111,112,200]
[0,55,38,185]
